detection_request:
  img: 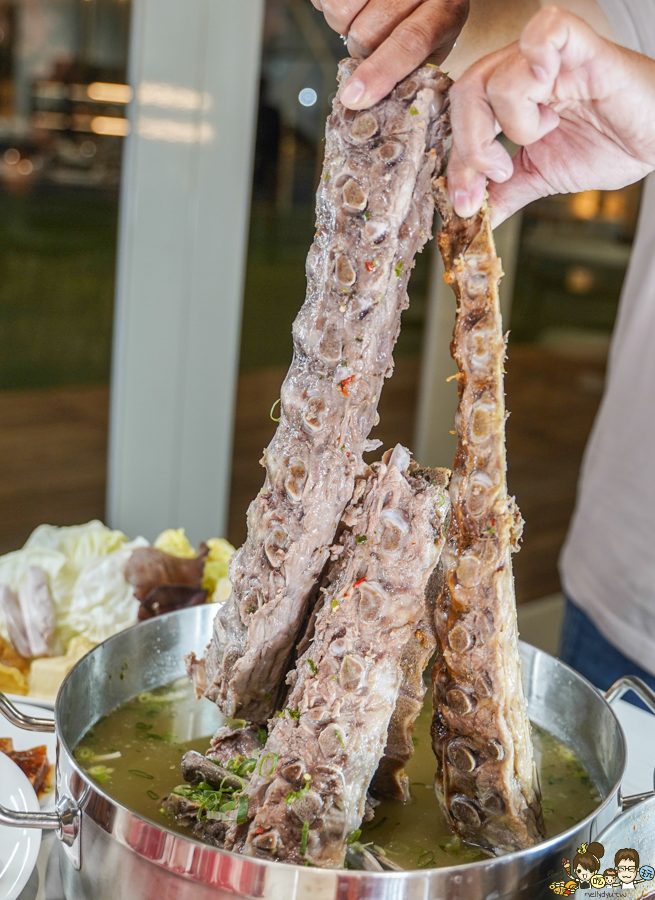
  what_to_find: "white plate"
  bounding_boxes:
[0,703,56,811]
[0,754,41,900]
[3,695,54,713]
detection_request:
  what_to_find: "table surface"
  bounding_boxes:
[11,698,655,900]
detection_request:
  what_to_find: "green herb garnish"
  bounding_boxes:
[74,746,94,762]
[88,765,114,783]
[287,774,312,804]
[346,829,362,844]
[259,752,278,777]
[417,850,435,869]
[356,535,367,544]
[236,793,249,825]
[409,106,419,116]
[394,260,404,277]
[257,727,268,745]
[300,821,310,855]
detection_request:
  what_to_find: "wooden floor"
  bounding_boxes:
[0,344,606,603]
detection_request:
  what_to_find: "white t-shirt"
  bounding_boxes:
[560,1,655,675]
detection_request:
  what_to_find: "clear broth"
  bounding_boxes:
[75,678,601,870]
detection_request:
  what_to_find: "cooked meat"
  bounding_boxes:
[225,448,450,868]
[0,584,32,659]
[187,60,453,724]
[206,725,265,767]
[1,741,51,796]
[137,585,208,621]
[370,561,440,801]
[125,546,208,602]
[162,792,231,848]
[430,179,545,852]
[180,751,244,792]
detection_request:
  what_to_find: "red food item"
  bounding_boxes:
[1,740,52,796]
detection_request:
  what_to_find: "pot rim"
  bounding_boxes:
[54,607,627,881]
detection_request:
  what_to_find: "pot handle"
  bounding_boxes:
[0,691,55,733]
[605,676,655,810]
[0,690,84,868]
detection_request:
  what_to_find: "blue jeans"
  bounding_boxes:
[559,597,655,712]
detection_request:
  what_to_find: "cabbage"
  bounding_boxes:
[0,521,138,652]
[202,537,235,602]
[153,528,196,559]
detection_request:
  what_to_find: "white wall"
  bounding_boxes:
[108,0,264,545]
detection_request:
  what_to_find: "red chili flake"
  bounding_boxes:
[353,577,366,588]
[365,260,377,273]
[254,827,264,835]
[338,374,356,397]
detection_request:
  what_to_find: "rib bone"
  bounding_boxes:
[226,450,450,867]
[188,62,452,723]
[430,179,545,852]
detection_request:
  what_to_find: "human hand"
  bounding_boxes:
[310,0,469,109]
[447,6,655,226]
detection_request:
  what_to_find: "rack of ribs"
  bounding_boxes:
[187,61,453,723]
[223,447,450,867]
[430,179,545,852]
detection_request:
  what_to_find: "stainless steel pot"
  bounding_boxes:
[1,604,654,900]
[596,793,655,899]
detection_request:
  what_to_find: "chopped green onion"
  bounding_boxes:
[307,659,317,675]
[236,793,249,824]
[335,730,345,748]
[88,765,114,783]
[270,399,281,422]
[257,727,268,745]
[146,789,159,800]
[258,753,278,777]
[417,849,435,868]
[128,769,154,780]
[346,829,362,844]
[356,535,367,544]
[394,260,404,277]
[287,774,312,804]
[409,106,419,116]
[300,821,310,855]
[74,747,94,762]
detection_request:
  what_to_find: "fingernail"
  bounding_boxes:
[341,77,365,106]
[531,65,549,83]
[453,189,476,218]
[487,167,512,183]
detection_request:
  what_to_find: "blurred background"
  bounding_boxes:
[0,0,643,646]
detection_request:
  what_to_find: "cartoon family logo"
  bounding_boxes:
[549,842,655,894]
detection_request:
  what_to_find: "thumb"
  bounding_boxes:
[487,146,552,227]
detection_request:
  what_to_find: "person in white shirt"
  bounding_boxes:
[314,0,655,702]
